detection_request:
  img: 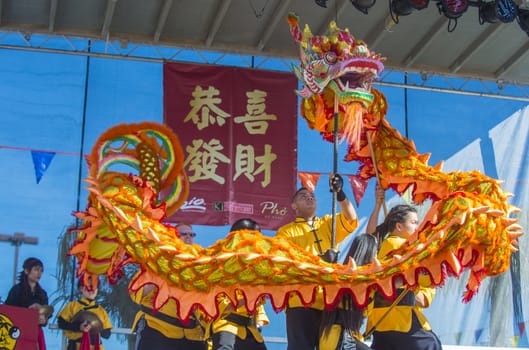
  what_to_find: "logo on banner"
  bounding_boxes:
[180,197,207,212]
[225,202,254,214]
[0,313,20,349]
[260,201,289,219]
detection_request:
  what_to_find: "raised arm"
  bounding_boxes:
[331,173,358,223]
[366,182,385,235]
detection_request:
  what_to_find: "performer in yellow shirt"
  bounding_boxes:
[366,203,442,350]
[57,279,113,350]
[275,174,358,350]
[211,218,270,350]
[319,233,377,350]
[131,282,208,350]
[131,222,208,350]
[212,291,269,350]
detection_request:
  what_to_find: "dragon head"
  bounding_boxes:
[288,13,384,106]
[288,14,385,148]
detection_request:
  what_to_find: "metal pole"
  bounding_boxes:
[71,39,91,301]
[331,94,339,249]
[0,232,39,285]
[367,132,388,217]
[13,241,21,285]
[363,287,410,339]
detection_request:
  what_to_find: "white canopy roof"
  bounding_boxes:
[1,0,528,88]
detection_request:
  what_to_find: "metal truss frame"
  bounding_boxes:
[1,30,529,102]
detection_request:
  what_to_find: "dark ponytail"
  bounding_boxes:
[320,234,378,337]
[373,204,417,244]
[17,257,47,307]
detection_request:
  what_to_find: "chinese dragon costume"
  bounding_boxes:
[69,14,522,321]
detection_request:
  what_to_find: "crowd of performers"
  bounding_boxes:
[2,174,442,350]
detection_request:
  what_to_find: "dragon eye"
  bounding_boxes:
[324,51,337,64]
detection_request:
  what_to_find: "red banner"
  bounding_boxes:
[0,304,39,349]
[163,62,297,230]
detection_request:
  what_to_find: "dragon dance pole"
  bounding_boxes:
[367,130,388,216]
[363,286,409,338]
[331,93,339,250]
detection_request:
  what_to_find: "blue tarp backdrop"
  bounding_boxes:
[0,40,528,349]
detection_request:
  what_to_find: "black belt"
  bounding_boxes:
[224,313,256,327]
[373,289,416,308]
[140,305,198,328]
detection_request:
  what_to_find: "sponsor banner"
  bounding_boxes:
[163,62,297,230]
[0,304,39,349]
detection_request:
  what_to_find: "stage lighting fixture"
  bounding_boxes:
[351,0,377,13]
[479,0,517,23]
[438,0,469,19]
[517,8,529,36]
[410,0,430,10]
[391,0,414,16]
[315,0,329,7]
[390,0,430,18]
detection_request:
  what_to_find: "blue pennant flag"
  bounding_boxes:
[31,151,56,184]
[474,328,484,343]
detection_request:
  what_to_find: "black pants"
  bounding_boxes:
[212,330,267,350]
[67,340,79,350]
[371,314,442,350]
[134,316,208,350]
[285,307,322,350]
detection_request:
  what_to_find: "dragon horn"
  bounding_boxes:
[287,13,302,43]
[302,24,313,46]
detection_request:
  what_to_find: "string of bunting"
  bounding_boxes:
[0,145,88,184]
[297,171,370,206]
[1,145,373,204]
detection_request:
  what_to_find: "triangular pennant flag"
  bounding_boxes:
[298,172,320,192]
[519,322,526,336]
[84,154,92,168]
[474,328,484,342]
[31,151,56,184]
[347,174,370,206]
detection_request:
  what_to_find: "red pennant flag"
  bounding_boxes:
[347,174,370,206]
[519,322,526,336]
[298,172,321,192]
[84,154,92,168]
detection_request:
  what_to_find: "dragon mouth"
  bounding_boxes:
[333,58,384,93]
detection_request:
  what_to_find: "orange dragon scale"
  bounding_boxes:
[69,16,522,321]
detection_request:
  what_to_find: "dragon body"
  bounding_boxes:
[69,16,522,321]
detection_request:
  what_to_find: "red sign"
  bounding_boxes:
[163,62,298,230]
[0,304,38,349]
